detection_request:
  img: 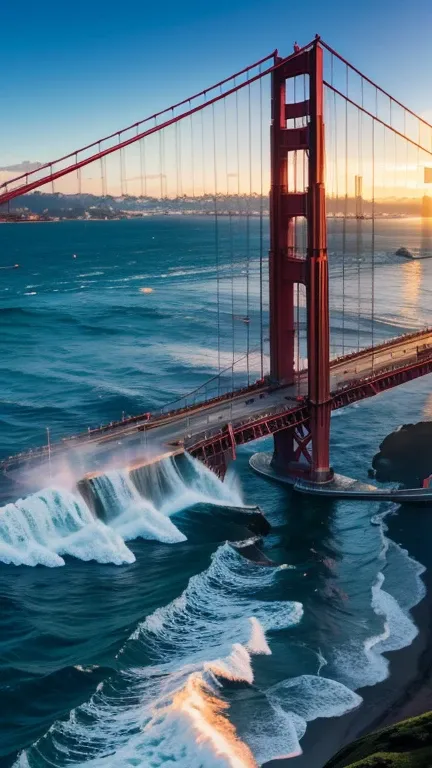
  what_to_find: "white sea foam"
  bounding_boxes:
[334,505,425,688]
[0,488,135,567]
[371,572,418,654]
[90,470,186,544]
[267,675,362,723]
[0,454,247,567]
[15,544,304,767]
[241,676,362,764]
[167,343,270,375]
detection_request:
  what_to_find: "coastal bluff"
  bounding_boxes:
[324,711,432,767]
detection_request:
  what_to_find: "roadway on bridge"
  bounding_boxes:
[2,329,431,477]
[58,329,432,471]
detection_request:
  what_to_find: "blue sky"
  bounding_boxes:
[2,0,432,167]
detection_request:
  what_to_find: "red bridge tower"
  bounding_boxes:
[269,39,332,483]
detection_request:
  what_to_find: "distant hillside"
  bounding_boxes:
[7,192,270,216]
[325,711,432,767]
[4,191,427,218]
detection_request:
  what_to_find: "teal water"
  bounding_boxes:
[0,217,431,767]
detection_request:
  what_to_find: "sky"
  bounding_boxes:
[1,0,432,187]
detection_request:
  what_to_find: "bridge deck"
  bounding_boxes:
[1,328,432,475]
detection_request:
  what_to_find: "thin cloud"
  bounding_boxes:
[0,160,42,173]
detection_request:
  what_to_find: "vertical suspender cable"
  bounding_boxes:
[259,71,264,379]
[201,99,206,200]
[158,129,163,199]
[212,102,221,388]
[190,105,195,199]
[294,74,301,391]
[357,85,363,352]
[155,118,163,202]
[161,129,166,199]
[235,89,242,378]
[371,112,375,368]
[404,110,409,193]
[99,142,103,197]
[246,82,252,386]
[178,119,183,200]
[76,153,81,196]
[140,133,147,199]
[333,72,340,357]
[138,127,144,199]
[175,118,179,202]
[301,73,307,372]
[118,135,123,197]
[342,65,348,354]
[225,91,235,391]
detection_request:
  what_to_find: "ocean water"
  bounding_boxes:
[0,216,431,767]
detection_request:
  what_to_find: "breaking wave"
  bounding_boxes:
[14,544,304,767]
[13,542,367,767]
[0,454,243,567]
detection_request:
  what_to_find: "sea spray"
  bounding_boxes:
[90,470,186,543]
[129,452,243,515]
[0,453,247,567]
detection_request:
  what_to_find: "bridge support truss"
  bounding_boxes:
[270,40,332,483]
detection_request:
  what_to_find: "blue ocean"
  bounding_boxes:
[0,216,431,767]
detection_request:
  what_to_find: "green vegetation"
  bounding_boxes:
[324,711,432,768]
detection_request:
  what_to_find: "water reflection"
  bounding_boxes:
[401,257,423,319]
[420,210,432,257]
[423,392,432,420]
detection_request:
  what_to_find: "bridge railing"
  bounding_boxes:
[157,349,268,414]
[1,329,432,472]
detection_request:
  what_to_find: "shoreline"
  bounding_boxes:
[266,504,432,768]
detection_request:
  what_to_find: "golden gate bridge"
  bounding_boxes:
[1,35,432,496]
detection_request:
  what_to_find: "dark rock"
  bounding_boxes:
[395,246,414,258]
[371,422,432,487]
